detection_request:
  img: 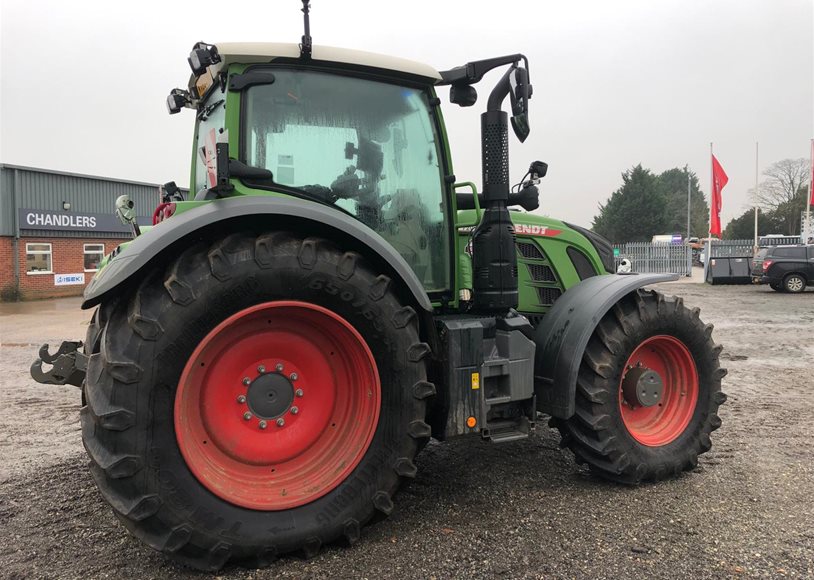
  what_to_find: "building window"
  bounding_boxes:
[84,243,106,271]
[26,243,53,274]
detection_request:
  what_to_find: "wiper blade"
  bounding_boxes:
[198,99,224,120]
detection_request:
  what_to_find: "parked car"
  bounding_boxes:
[687,237,704,265]
[751,245,814,292]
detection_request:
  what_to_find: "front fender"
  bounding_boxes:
[82,197,433,313]
[533,273,678,419]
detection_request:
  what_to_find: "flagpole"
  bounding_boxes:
[806,138,813,244]
[686,165,691,240]
[704,142,713,283]
[753,141,759,254]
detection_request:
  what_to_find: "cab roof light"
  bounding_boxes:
[166,88,193,115]
[188,42,221,76]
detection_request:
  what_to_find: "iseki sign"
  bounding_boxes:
[54,273,85,286]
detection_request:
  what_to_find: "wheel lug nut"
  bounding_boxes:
[290,406,299,415]
[259,420,267,429]
[275,363,284,372]
[295,388,304,397]
[276,418,285,427]
[237,395,247,404]
[243,412,252,420]
[289,372,298,381]
[257,365,266,374]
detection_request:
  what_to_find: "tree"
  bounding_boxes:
[753,158,810,235]
[722,208,781,240]
[592,165,667,243]
[771,186,809,235]
[656,166,709,238]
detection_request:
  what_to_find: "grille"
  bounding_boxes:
[516,241,544,260]
[527,263,555,282]
[567,247,598,280]
[536,286,562,305]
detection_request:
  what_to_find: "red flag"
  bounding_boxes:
[710,154,728,237]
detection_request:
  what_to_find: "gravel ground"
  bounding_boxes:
[1,278,813,579]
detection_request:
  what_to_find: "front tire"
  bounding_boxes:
[81,232,433,570]
[556,289,727,484]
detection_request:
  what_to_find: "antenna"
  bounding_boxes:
[300,1,312,59]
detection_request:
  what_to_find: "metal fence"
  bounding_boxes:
[613,242,693,276]
[708,238,799,257]
[709,240,753,258]
[759,235,802,247]
[712,236,800,258]
[612,237,804,276]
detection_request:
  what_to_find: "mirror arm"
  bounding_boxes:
[439,53,523,86]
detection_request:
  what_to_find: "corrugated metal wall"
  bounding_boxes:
[0,164,188,237]
[0,168,14,236]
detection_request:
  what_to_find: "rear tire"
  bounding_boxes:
[556,289,727,484]
[81,232,433,570]
[783,273,806,293]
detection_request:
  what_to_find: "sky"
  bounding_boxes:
[1,0,812,228]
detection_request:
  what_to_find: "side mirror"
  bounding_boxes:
[509,67,531,142]
[450,83,477,107]
[511,114,530,143]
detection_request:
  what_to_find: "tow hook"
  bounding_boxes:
[30,341,88,387]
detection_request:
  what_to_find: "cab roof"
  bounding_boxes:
[210,42,442,82]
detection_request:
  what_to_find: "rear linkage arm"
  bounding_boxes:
[30,341,87,387]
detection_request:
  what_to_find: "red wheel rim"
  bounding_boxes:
[618,335,699,446]
[175,301,380,510]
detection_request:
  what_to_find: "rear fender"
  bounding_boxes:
[82,197,433,314]
[533,273,678,419]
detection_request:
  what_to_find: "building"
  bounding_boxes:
[0,164,186,301]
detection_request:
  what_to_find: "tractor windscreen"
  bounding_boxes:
[243,69,450,292]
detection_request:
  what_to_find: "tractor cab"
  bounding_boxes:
[166,38,543,310]
[177,42,454,293]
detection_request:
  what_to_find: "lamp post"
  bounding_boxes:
[753,142,759,255]
[686,166,691,240]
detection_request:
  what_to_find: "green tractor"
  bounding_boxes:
[31,4,726,571]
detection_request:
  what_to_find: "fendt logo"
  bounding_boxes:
[513,224,562,237]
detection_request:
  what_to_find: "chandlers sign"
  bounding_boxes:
[18,209,147,233]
